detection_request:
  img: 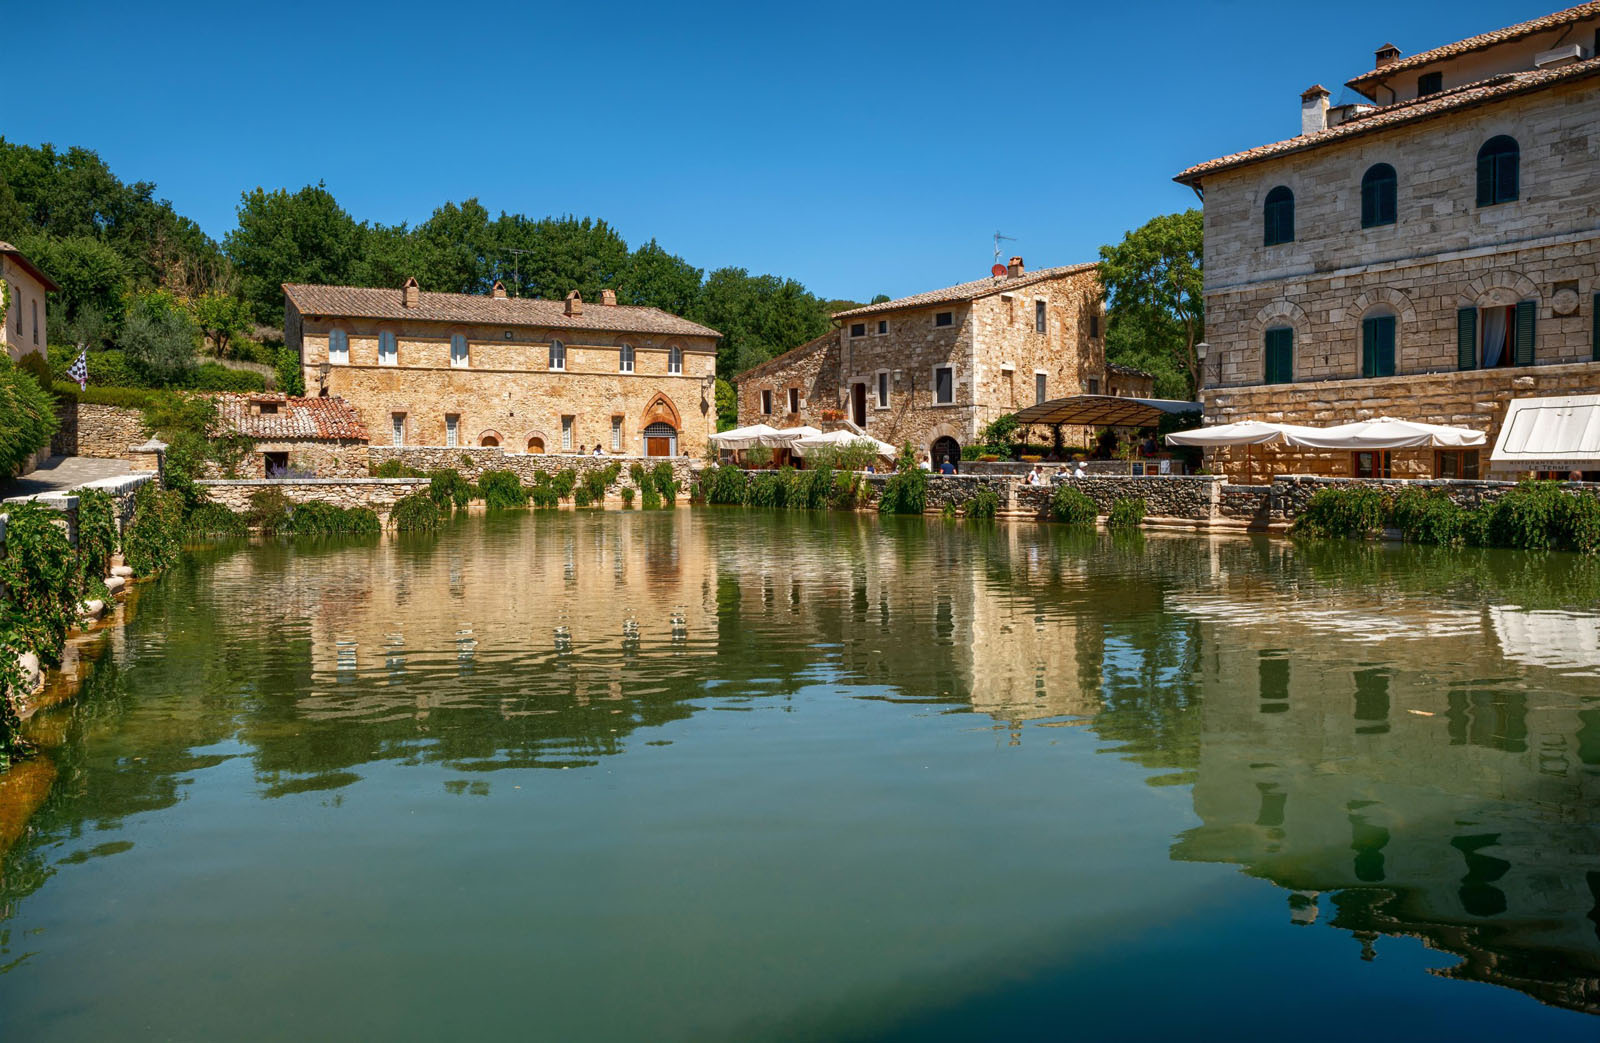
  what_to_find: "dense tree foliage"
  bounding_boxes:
[1097,209,1204,400]
[0,354,58,478]
[225,183,365,323]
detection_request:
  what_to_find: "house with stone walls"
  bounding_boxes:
[214,393,371,477]
[283,279,721,460]
[1176,3,1600,482]
[736,257,1110,465]
[1,241,58,364]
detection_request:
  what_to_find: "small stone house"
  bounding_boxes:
[1176,3,1600,482]
[215,393,370,477]
[737,257,1110,465]
[1,242,57,364]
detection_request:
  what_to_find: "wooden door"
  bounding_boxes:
[646,437,671,457]
[852,383,867,426]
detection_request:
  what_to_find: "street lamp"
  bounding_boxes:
[1195,342,1210,391]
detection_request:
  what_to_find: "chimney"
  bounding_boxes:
[601,288,617,307]
[564,290,583,317]
[491,280,507,299]
[1007,256,1024,278]
[1374,43,1401,69]
[402,276,420,308]
[1300,84,1330,135]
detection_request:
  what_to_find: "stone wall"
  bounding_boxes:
[734,332,842,431]
[851,473,1223,521]
[1261,473,1596,519]
[52,402,145,459]
[196,478,430,517]
[366,446,699,490]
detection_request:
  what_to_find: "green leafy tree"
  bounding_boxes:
[1097,209,1204,398]
[185,291,254,357]
[15,233,129,329]
[491,214,630,302]
[693,267,830,377]
[415,198,496,293]
[119,291,199,385]
[714,378,737,431]
[226,183,364,323]
[623,239,702,315]
[0,354,58,478]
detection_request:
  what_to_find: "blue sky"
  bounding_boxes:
[11,0,1543,302]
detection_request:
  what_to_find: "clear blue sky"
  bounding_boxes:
[11,0,1540,302]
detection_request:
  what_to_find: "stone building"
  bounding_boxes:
[214,393,371,477]
[1176,4,1600,482]
[284,279,721,459]
[736,257,1109,464]
[1,242,57,364]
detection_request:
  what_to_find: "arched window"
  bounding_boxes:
[1361,311,1396,377]
[378,330,398,366]
[667,345,682,375]
[527,436,545,455]
[619,344,635,373]
[480,433,500,448]
[328,329,349,364]
[1361,164,1397,228]
[549,339,565,371]
[1264,327,1293,384]
[1476,136,1519,206]
[1263,186,1295,246]
[450,333,469,368]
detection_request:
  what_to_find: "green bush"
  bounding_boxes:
[191,362,267,392]
[187,502,248,536]
[0,354,59,478]
[621,487,635,508]
[1107,497,1147,530]
[1292,486,1386,539]
[289,500,380,536]
[390,491,441,531]
[551,469,578,500]
[965,487,1000,519]
[700,464,748,505]
[574,486,593,507]
[877,445,928,515]
[428,468,473,510]
[124,482,184,575]
[747,471,782,509]
[1051,486,1097,525]
[641,484,662,510]
[52,382,157,409]
[478,470,529,509]
[652,462,679,507]
[74,488,118,584]
[247,487,293,534]
[1390,488,1468,547]
[370,459,429,478]
[275,346,305,396]
[0,501,77,665]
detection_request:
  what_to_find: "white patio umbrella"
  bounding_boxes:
[1283,416,1485,450]
[756,426,824,448]
[790,430,898,460]
[708,423,782,450]
[1165,420,1320,485]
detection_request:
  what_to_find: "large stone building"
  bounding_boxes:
[736,257,1109,464]
[1,242,57,364]
[1176,4,1600,481]
[284,279,721,459]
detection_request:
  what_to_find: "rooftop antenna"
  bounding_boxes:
[992,231,1016,265]
[503,247,532,296]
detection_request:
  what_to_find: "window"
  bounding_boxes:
[876,320,888,335]
[1436,450,1480,479]
[876,371,889,408]
[391,413,405,446]
[31,300,38,344]
[1594,293,1600,362]
[10,285,18,333]
[1460,301,1535,369]
[1264,327,1293,384]
[787,387,799,413]
[549,339,566,370]
[263,452,289,477]
[378,331,398,366]
[1353,451,1392,479]
[1263,186,1295,245]
[934,366,954,404]
[1034,300,1047,334]
[1087,378,1100,395]
[668,345,682,374]
[1361,164,1397,228]
[1476,136,1519,207]
[445,414,459,448]
[761,389,773,414]
[849,322,867,338]
[328,329,349,364]
[1035,372,1047,404]
[258,402,278,415]
[611,416,622,451]
[450,333,469,368]
[1361,314,1396,377]
[1417,71,1442,96]
[1090,312,1100,339]
[619,344,635,373]
[935,311,953,328]
[561,416,573,451]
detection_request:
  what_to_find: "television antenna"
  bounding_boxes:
[503,247,532,296]
[992,231,1016,265]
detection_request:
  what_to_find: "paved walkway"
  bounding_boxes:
[1,456,135,500]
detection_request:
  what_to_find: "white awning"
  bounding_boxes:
[1284,416,1485,450]
[1164,420,1320,447]
[757,426,823,447]
[1490,395,1600,471]
[790,431,898,459]
[708,424,781,450]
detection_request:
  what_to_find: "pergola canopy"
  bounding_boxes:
[1010,395,1201,428]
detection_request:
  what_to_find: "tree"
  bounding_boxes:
[184,291,253,357]
[623,239,702,315]
[119,291,199,385]
[415,199,496,293]
[714,378,737,431]
[491,214,630,302]
[226,183,364,324]
[693,267,830,377]
[15,233,130,330]
[1097,209,1203,397]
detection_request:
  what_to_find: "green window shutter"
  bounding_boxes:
[1593,293,1599,362]
[1361,317,1377,377]
[1457,307,1477,370]
[1264,328,1292,384]
[1476,154,1493,206]
[1514,299,1536,366]
[1377,316,1395,376]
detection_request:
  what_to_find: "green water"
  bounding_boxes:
[3,510,1599,1040]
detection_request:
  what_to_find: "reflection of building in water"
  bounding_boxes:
[1168,593,1600,1013]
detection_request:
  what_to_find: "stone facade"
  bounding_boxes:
[1178,15,1600,484]
[285,281,721,462]
[196,478,431,518]
[51,402,146,459]
[737,260,1111,464]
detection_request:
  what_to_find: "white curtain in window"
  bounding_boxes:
[1482,307,1507,367]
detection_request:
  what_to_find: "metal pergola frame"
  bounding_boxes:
[1008,395,1202,429]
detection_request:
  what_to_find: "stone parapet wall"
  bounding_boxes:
[1219,484,1271,520]
[196,478,430,518]
[367,446,699,489]
[52,402,145,459]
[1263,473,1600,519]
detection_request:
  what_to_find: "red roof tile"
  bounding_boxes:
[1346,3,1600,95]
[216,394,369,441]
[832,263,1098,320]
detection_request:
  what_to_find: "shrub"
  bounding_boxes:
[651,462,679,507]
[125,482,184,575]
[390,491,441,531]
[747,471,782,509]
[1292,487,1386,539]
[700,464,748,506]
[247,486,293,534]
[641,484,662,510]
[428,468,473,510]
[1557,492,1600,555]
[965,487,1000,519]
[190,362,267,392]
[1390,488,1468,547]
[289,500,380,536]
[0,501,77,665]
[829,469,863,510]
[877,445,928,515]
[1051,486,1097,525]
[371,459,428,478]
[1107,497,1147,530]
[187,502,248,536]
[621,487,635,508]
[574,486,593,507]
[74,488,118,584]
[478,469,529,509]
[275,346,305,396]
[0,354,59,478]
[51,382,157,410]
[551,469,578,500]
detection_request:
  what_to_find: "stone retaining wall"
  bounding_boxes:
[367,446,699,489]
[52,402,145,459]
[196,478,431,518]
[1265,473,1599,519]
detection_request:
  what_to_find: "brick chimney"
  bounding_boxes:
[1300,84,1330,135]
[601,288,617,307]
[1374,43,1401,69]
[564,290,583,317]
[1006,256,1024,278]
[402,276,420,308]
[491,280,507,299]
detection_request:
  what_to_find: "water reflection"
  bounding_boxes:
[1,512,1598,1028]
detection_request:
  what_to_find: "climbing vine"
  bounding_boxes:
[75,488,119,587]
[123,482,184,576]
[0,502,78,667]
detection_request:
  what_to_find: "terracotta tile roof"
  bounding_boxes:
[737,330,835,381]
[1346,3,1600,95]
[832,263,1099,320]
[216,393,369,441]
[282,283,721,340]
[1175,57,1600,185]
[0,241,60,292]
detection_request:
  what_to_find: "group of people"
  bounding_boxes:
[1024,461,1088,486]
[916,454,958,475]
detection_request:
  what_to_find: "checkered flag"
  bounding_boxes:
[67,349,88,390]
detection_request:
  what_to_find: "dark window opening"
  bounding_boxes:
[877,319,887,335]
[1361,314,1396,377]
[264,451,290,476]
[1436,450,1480,480]
[934,366,954,404]
[1476,136,1519,207]
[1417,71,1442,96]
[761,389,773,414]
[935,311,953,328]
[1089,312,1100,338]
[1354,450,1392,478]
[849,322,866,337]
[1035,372,1047,404]
[1264,327,1293,384]
[1361,163,1397,228]
[787,387,799,413]
[1263,186,1295,245]
[1087,378,1100,395]
[1034,300,1047,333]
[876,371,888,407]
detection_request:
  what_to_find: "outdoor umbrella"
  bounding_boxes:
[756,426,824,448]
[708,424,782,450]
[790,430,898,460]
[1165,420,1321,485]
[1283,416,1485,450]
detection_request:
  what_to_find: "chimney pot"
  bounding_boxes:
[402,276,420,308]
[1300,84,1330,135]
[564,290,583,317]
[601,288,617,307]
[491,280,507,299]
[1007,256,1024,278]
[1374,43,1401,69]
